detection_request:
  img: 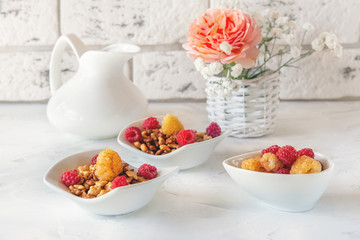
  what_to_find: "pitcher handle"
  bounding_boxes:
[49,34,87,95]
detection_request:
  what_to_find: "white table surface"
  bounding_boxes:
[1,101,360,240]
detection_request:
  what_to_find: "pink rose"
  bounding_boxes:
[184,8,262,68]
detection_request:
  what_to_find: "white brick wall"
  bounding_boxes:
[0,0,359,101]
[0,51,50,101]
[0,0,58,46]
[60,0,208,45]
[211,0,360,44]
[0,50,77,101]
[133,51,206,100]
[280,48,360,99]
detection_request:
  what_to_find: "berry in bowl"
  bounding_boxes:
[118,114,230,170]
[44,148,178,215]
[223,145,334,212]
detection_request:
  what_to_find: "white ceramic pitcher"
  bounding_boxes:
[47,34,148,139]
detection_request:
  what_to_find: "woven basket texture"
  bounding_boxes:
[206,72,280,138]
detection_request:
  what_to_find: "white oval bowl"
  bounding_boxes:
[43,149,178,215]
[223,151,334,212]
[117,116,231,170]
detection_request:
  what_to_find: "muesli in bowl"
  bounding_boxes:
[60,148,159,199]
[43,148,178,215]
[118,115,230,170]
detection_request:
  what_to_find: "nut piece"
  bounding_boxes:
[69,186,83,196]
[95,180,108,188]
[196,132,206,137]
[140,144,148,152]
[126,170,138,179]
[149,145,157,151]
[167,143,179,149]
[158,136,165,145]
[97,189,110,197]
[73,184,85,190]
[159,145,170,152]
[78,165,89,173]
[155,149,164,155]
[81,171,91,179]
[203,135,212,141]
[88,186,101,196]
[165,138,174,144]
[133,141,141,149]
[86,179,95,186]
[104,182,112,191]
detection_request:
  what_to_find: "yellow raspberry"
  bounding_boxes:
[95,148,123,181]
[241,157,265,172]
[161,114,184,136]
[260,153,283,172]
[290,155,322,174]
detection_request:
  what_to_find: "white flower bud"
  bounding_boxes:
[311,38,324,51]
[222,79,232,88]
[319,32,329,40]
[231,64,243,78]
[193,57,206,71]
[208,62,224,75]
[324,33,338,50]
[220,41,232,55]
[201,67,210,79]
[333,43,343,57]
[302,23,315,33]
[205,85,218,98]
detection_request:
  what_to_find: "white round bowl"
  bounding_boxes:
[117,116,231,170]
[43,149,178,215]
[223,151,334,212]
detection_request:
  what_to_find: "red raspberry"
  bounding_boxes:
[125,126,142,143]
[296,148,315,158]
[138,164,157,179]
[111,176,129,189]
[91,154,98,165]
[206,122,221,138]
[176,129,196,146]
[143,117,159,129]
[276,168,290,174]
[261,145,280,155]
[276,145,297,166]
[61,169,80,187]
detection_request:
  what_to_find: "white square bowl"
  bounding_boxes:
[223,151,334,212]
[43,149,178,215]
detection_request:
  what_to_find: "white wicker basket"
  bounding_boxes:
[206,72,280,138]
